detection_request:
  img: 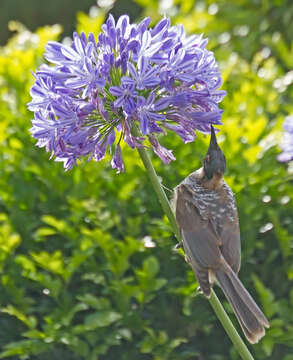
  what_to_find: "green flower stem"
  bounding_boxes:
[135,143,180,240]
[135,141,254,360]
[209,291,254,360]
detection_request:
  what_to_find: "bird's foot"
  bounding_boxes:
[196,286,211,298]
[196,286,203,294]
[175,241,183,249]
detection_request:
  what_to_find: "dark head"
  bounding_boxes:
[203,126,226,179]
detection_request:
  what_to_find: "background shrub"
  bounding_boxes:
[0,1,293,359]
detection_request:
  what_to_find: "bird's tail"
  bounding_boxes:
[216,267,269,344]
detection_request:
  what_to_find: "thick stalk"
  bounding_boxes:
[135,141,254,360]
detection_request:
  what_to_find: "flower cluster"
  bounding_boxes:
[278,115,293,162]
[28,15,226,172]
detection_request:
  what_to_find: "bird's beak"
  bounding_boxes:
[204,125,226,178]
[209,125,219,150]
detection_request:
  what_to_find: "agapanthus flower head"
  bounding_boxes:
[278,115,293,162]
[28,15,226,172]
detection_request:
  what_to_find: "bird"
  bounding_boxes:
[173,125,269,344]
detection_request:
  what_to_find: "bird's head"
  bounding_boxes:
[203,126,226,179]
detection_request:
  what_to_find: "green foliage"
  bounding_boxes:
[0,1,293,359]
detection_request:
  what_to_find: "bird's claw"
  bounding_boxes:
[196,286,203,295]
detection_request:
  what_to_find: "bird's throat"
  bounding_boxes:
[203,172,223,190]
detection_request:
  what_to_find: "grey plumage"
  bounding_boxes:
[174,127,269,344]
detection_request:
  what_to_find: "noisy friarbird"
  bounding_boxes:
[174,126,269,344]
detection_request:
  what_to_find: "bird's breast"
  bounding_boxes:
[177,174,237,235]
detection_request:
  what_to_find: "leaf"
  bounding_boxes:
[261,337,274,356]
[0,340,48,358]
[71,339,90,356]
[84,311,122,330]
[41,215,67,232]
[153,278,167,291]
[169,337,187,350]
[77,294,110,310]
[252,274,278,317]
[30,250,65,276]
[1,305,36,328]
[35,227,57,237]
[117,328,132,341]
[143,256,159,278]
[81,272,105,284]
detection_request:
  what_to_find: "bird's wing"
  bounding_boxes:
[218,184,241,274]
[175,183,222,270]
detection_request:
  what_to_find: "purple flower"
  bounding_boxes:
[28,15,226,172]
[278,115,293,162]
[122,57,160,90]
[109,83,137,115]
[136,93,166,135]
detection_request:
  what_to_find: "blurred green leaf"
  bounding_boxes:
[84,311,122,330]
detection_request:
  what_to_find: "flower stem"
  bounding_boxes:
[135,142,180,240]
[209,291,254,360]
[135,142,254,360]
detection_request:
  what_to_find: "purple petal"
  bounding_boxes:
[95,141,107,161]
[148,135,176,163]
[278,115,293,162]
[109,86,123,96]
[163,123,195,143]
[107,130,116,146]
[111,144,124,173]
[121,76,135,86]
[127,62,137,78]
[138,56,149,73]
[140,114,149,134]
[154,97,172,111]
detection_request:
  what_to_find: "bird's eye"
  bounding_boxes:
[205,155,210,162]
